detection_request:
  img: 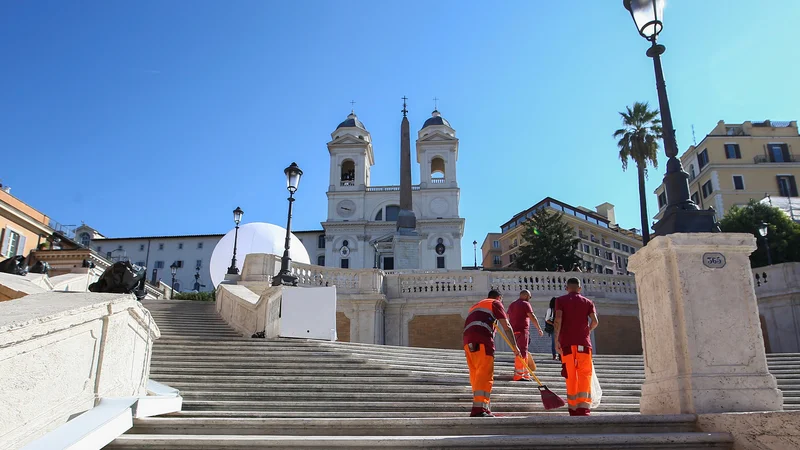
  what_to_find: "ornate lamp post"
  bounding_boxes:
[758,222,772,266]
[227,206,244,275]
[622,0,717,237]
[473,240,478,269]
[169,262,178,299]
[272,162,303,287]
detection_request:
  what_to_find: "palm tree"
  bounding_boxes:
[614,101,662,245]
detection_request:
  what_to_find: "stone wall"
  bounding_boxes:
[408,314,464,349]
[0,292,160,449]
[594,315,642,355]
[336,312,351,342]
[753,262,800,353]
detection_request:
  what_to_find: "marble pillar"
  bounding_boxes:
[627,233,783,414]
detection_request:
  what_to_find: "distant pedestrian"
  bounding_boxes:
[507,290,544,381]
[556,265,565,272]
[554,278,599,416]
[463,290,520,417]
[544,297,558,360]
[571,263,582,272]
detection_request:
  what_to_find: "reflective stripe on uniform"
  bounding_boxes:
[473,401,490,408]
[567,392,592,401]
[568,402,592,410]
[465,321,494,333]
[473,390,491,399]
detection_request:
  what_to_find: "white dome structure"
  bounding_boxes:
[210,222,310,288]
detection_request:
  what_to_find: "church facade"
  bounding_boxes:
[322,109,464,271]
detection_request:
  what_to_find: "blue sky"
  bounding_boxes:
[1,1,798,265]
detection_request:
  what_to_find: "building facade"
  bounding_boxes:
[480,233,502,269]
[322,110,464,271]
[654,120,800,220]
[0,186,53,261]
[74,226,327,293]
[487,198,642,274]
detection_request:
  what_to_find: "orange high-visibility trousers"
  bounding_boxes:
[562,345,593,415]
[464,343,494,414]
[513,331,536,380]
[514,353,537,380]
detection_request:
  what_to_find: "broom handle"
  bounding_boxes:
[494,323,544,387]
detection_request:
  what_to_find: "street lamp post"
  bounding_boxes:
[272,162,303,287]
[758,222,773,266]
[623,0,717,237]
[227,207,244,275]
[473,240,478,269]
[169,262,178,299]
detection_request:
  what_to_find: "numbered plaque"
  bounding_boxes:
[703,252,726,268]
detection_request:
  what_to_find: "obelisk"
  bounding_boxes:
[397,96,416,232]
[394,96,420,269]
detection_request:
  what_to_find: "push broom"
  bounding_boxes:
[495,324,565,410]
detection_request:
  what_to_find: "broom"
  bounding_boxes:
[495,323,566,410]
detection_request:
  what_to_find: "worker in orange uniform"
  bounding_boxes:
[463,290,520,417]
[507,289,544,381]
[554,277,599,416]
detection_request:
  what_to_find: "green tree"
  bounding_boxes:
[719,200,800,268]
[514,208,582,271]
[614,101,662,245]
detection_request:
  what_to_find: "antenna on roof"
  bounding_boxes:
[691,124,697,145]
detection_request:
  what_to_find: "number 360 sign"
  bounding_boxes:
[703,252,726,268]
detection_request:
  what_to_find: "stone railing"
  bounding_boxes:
[490,272,637,297]
[240,253,637,301]
[0,292,160,448]
[753,262,800,293]
[241,253,382,295]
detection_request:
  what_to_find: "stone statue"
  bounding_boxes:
[89,261,147,300]
[29,260,50,275]
[0,255,27,276]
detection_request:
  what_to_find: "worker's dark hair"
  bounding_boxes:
[487,289,502,299]
[549,297,557,308]
[567,277,581,288]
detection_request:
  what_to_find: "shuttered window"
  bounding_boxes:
[1,227,25,258]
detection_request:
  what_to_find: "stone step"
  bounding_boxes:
[179,400,642,413]
[160,382,643,396]
[107,432,733,449]
[176,390,642,404]
[149,367,416,376]
[127,414,698,436]
[161,410,618,419]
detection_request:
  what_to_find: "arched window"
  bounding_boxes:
[431,157,445,183]
[79,232,91,247]
[385,205,400,221]
[375,209,383,221]
[317,255,325,266]
[341,160,355,186]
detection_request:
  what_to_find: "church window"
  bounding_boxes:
[385,205,400,221]
[79,232,91,247]
[375,209,383,221]
[340,160,355,186]
[431,157,445,183]
[317,255,325,266]
[436,256,446,269]
[340,258,349,269]
[318,235,326,249]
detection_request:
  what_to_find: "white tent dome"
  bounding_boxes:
[209,222,310,288]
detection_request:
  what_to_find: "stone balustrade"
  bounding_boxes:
[751,262,800,353]
[0,292,160,449]
[241,253,638,301]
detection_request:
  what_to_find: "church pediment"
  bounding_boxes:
[417,131,456,143]
[328,134,369,146]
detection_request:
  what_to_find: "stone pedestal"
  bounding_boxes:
[627,233,783,415]
[393,233,421,270]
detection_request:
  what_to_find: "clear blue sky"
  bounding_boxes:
[1,1,798,265]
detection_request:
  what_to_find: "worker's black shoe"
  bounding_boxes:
[470,411,495,417]
[513,378,534,382]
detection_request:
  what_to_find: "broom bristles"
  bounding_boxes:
[539,385,566,410]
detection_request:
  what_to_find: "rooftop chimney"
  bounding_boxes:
[595,202,616,226]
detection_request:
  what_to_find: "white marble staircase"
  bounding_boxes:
[105,299,800,449]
